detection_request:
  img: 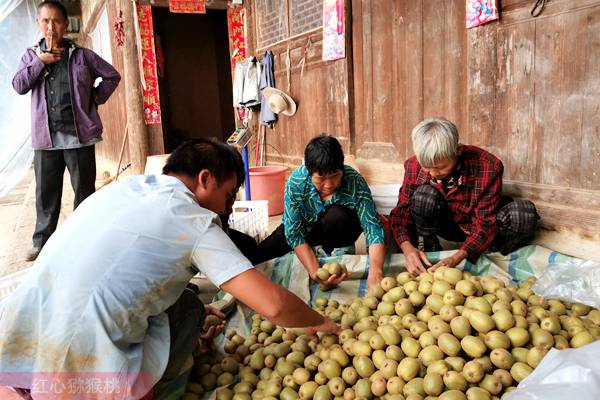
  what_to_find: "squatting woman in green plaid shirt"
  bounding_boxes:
[256,135,386,289]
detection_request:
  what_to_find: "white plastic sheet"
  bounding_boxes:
[0,0,39,198]
[532,260,600,309]
[504,341,600,400]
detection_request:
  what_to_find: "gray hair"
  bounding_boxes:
[411,117,459,167]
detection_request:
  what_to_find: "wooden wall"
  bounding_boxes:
[81,0,128,176]
[467,0,600,240]
[352,0,467,183]
[248,0,600,258]
[246,0,354,167]
[81,0,164,177]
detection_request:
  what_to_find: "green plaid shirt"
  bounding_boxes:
[282,164,385,249]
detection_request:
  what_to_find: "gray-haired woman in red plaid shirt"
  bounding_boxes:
[389,117,539,275]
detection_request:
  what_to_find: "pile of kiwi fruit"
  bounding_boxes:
[182,267,600,400]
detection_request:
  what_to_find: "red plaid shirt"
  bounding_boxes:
[390,145,503,259]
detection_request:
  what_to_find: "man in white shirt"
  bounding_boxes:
[0,139,339,399]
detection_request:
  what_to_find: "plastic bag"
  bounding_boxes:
[0,0,39,198]
[531,260,600,309]
[504,341,600,400]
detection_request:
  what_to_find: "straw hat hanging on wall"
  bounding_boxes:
[262,87,297,116]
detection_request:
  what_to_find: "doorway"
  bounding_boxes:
[152,8,235,152]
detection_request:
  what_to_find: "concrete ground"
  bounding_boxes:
[0,169,76,278]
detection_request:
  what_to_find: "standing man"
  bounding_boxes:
[257,135,387,289]
[12,0,121,261]
[389,117,539,275]
[0,139,339,399]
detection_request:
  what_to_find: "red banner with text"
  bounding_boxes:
[169,0,206,14]
[136,5,161,125]
[227,7,246,71]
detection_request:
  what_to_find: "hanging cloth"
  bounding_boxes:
[259,50,276,128]
[232,56,262,108]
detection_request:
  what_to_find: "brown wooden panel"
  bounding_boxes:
[371,0,395,143]
[535,10,585,187]
[95,0,129,167]
[501,0,600,25]
[445,1,468,134]
[401,0,424,157]
[422,0,445,118]
[467,24,497,148]
[581,6,600,189]
[353,0,465,162]
[504,180,600,210]
[495,22,536,182]
[262,27,351,168]
[353,0,374,146]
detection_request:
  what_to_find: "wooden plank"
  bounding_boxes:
[530,201,600,235]
[495,22,536,182]
[371,0,394,143]
[345,0,356,154]
[445,0,467,134]
[390,0,405,157]
[422,0,445,118]
[120,0,150,173]
[500,0,600,26]
[95,0,130,168]
[362,0,374,146]
[535,11,587,187]
[580,6,600,190]
[503,180,600,211]
[351,0,366,148]
[466,24,497,147]
[403,0,423,158]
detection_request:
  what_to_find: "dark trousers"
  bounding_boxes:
[152,288,205,399]
[228,228,260,265]
[33,146,96,248]
[256,205,363,264]
[407,185,539,258]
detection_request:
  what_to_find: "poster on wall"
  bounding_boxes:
[136,5,162,125]
[227,7,246,71]
[466,0,499,28]
[169,0,206,14]
[322,0,345,61]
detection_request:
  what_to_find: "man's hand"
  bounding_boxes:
[38,48,63,64]
[198,305,226,353]
[303,316,341,341]
[367,268,383,289]
[430,249,467,271]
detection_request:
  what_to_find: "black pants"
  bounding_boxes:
[408,185,539,258]
[255,205,363,264]
[33,146,96,248]
[228,228,260,265]
[152,288,205,399]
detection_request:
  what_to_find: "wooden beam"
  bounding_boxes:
[120,0,150,173]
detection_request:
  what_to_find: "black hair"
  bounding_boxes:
[163,138,245,187]
[38,1,69,20]
[304,135,344,175]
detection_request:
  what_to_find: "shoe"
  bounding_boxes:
[25,247,41,262]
